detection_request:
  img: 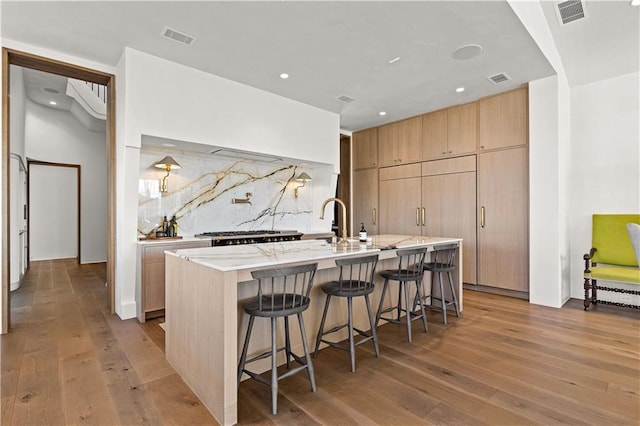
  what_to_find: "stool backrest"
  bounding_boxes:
[430,243,457,268]
[335,254,379,291]
[394,247,427,278]
[251,263,318,311]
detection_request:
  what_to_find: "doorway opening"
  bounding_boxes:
[2,48,116,333]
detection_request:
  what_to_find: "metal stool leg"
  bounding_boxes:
[447,271,460,317]
[284,316,291,369]
[364,293,380,358]
[297,312,317,392]
[347,297,356,372]
[375,278,389,328]
[314,294,332,357]
[237,314,255,388]
[270,317,278,415]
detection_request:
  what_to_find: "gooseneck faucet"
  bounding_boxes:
[320,197,349,244]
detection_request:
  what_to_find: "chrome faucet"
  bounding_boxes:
[320,197,349,244]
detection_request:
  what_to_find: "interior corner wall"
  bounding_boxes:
[24,98,108,264]
[569,71,640,300]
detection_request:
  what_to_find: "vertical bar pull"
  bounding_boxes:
[416,208,420,227]
[421,207,426,227]
[372,208,377,225]
[481,206,486,228]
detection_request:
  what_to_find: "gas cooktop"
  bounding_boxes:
[195,230,303,246]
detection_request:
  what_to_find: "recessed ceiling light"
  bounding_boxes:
[49,101,57,105]
[379,111,387,116]
[280,73,289,79]
[452,44,483,60]
[389,57,400,64]
[631,0,640,6]
[456,87,465,93]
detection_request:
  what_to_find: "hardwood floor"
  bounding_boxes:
[3,259,639,425]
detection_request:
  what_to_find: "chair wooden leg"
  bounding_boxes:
[237,314,255,388]
[403,282,412,343]
[584,277,591,310]
[284,316,291,369]
[439,272,448,324]
[414,280,428,333]
[314,294,331,357]
[397,283,403,321]
[364,293,380,358]
[270,317,278,415]
[297,312,317,392]
[447,271,460,317]
[375,279,389,328]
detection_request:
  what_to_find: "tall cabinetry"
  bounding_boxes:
[378,116,422,167]
[352,128,379,234]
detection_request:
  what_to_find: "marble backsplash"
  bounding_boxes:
[138,149,314,236]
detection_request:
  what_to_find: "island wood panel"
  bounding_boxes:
[352,168,379,235]
[479,87,528,151]
[478,147,528,291]
[447,102,477,156]
[165,254,239,426]
[352,128,378,170]
[421,109,448,160]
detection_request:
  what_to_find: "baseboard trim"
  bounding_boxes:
[463,283,529,300]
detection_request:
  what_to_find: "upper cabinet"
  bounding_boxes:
[422,103,477,161]
[353,128,378,170]
[378,116,422,166]
[479,87,528,151]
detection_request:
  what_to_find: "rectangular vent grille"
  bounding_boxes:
[488,73,511,84]
[162,27,197,46]
[556,0,587,25]
[337,95,355,103]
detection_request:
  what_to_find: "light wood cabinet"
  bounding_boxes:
[478,147,528,292]
[422,103,477,161]
[479,88,527,151]
[378,163,422,235]
[378,116,422,166]
[353,168,379,235]
[137,240,211,322]
[353,128,378,170]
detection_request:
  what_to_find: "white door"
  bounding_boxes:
[29,164,79,261]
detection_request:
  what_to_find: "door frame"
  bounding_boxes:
[2,48,116,333]
[27,161,81,264]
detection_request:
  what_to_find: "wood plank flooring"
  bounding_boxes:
[3,259,639,425]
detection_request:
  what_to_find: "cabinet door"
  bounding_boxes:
[397,116,422,165]
[353,128,378,170]
[377,122,399,167]
[448,102,477,156]
[420,175,443,237]
[478,147,528,291]
[353,169,379,235]
[422,110,448,161]
[144,261,165,312]
[479,88,527,151]
[379,177,422,235]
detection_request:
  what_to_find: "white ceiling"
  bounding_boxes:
[2,1,637,131]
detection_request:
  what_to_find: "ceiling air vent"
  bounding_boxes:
[161,27,197,46]
[488,73,511,84]
[555,0,588,25]
[336,95,355,103]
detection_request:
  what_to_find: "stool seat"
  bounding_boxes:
[375,247,428,343]
[314,254,380,372]
[237,262,318,415]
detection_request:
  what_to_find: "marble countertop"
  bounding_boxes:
[168,234,461,272]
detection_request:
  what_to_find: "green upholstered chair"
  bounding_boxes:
[583,214,640,310]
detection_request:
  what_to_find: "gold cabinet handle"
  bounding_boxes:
[481,206,486,228]
[421,207,426,227]
[416,207,420,227]
[372,208,377,225]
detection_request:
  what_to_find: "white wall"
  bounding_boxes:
[569,71,640,300]
[29,164,78,260]
[24,98,107,263]
[115,48,341,319]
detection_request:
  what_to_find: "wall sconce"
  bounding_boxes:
[154,156,181,193]
[294,172,312,198]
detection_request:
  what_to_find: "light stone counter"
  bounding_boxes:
[165,235,462,425]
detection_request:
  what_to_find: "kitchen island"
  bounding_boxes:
[165,235,463,425]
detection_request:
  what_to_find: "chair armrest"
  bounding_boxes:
[584,248,597,273]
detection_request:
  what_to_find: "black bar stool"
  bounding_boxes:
[313,254,380,372]
[421,243,460,324]
[375,247,428,343]
[237,263,318,415]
